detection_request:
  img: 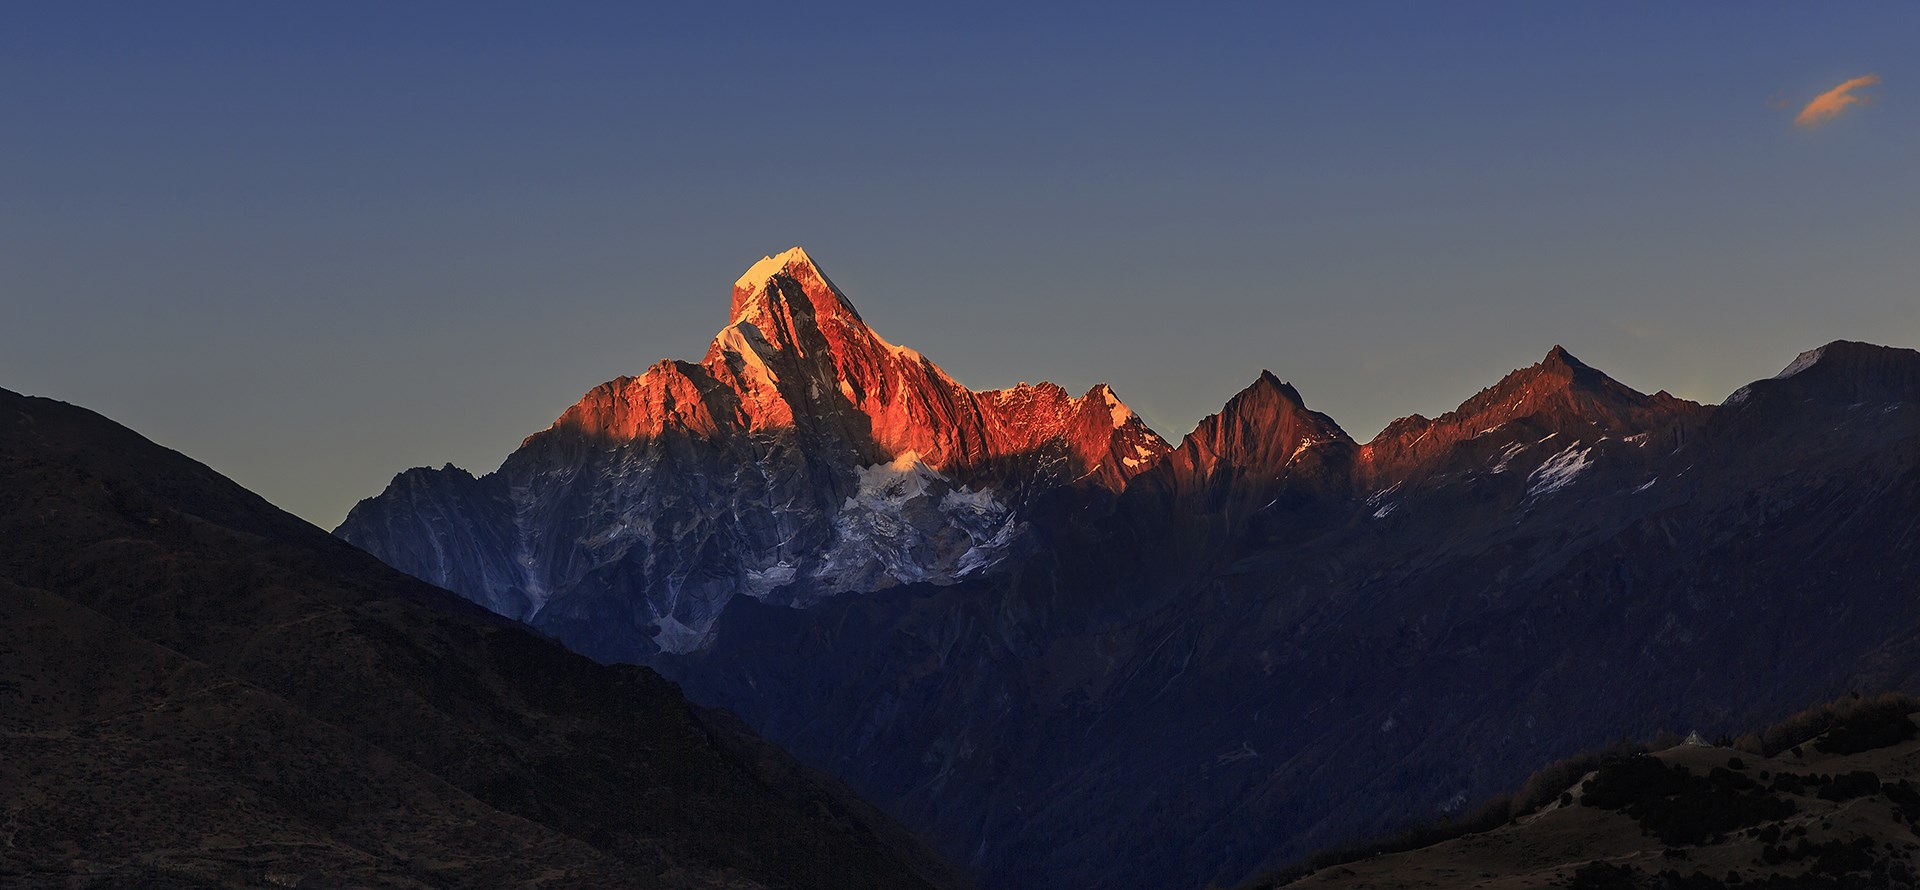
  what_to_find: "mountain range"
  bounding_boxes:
[334,248,1920,889]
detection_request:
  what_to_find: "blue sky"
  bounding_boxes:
[4,2,1915,526]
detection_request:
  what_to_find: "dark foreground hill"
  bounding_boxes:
[1266,696,1920,889]
[0,386,967,890]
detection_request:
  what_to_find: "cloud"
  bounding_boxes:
[1794,74,1881,129]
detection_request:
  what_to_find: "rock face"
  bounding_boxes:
[338,251,1920,890]
[1357,345,1704,483]
[338,248,1167,660]
[0,386,968,889]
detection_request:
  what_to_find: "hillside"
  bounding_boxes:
[1269,697,1920,889]
[0,386,966,889]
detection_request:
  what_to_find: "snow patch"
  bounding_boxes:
[1526,443,1593,497]
[1099,386,1137,427]
[743,561,798,596]
[811,452,1022,592]
[733,246,813,295]
[1776,346,1828,379]
[651,614,706,653]
[1489,442,1528,474]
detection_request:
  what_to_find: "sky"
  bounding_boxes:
[4,2,1916,528]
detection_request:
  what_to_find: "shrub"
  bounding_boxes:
[1567,860,1638,890]
[1735,693,1920,757]
[1816,770,1881,802]
[1581,755,1795,846]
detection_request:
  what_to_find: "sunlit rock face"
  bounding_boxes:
[337,248,1168,658]
[1359,345,1707,483]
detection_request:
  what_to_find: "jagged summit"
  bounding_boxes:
[532,247,1170,483]
[721,246,872,369]
[728,246,857,322]
[733,246,816,292]
[1153,370,1352,484]
[1510,344,1599,382]
[1360,346,1702,477]
[1251,369,1304,399]
[1541,343,1579,363]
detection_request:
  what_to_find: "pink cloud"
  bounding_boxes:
[1795,74,1882,129]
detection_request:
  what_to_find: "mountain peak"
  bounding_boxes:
[1774,340,1918,380]
[1496,345,1621,397]
[1540,344,1587,373]
[1245,369,1305,404]
[1726,339,1920,408]
[733,246,816,293]
[728,246,862,328]
[1087,382,1138,427]
[1361,347,1702,477]
[1161,373,1349,479]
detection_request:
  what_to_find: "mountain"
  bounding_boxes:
[1116,370,1358,562]
[0,386,967,889]
[339,247,1167,662]
[662,338,1920,888]
[336,246,1920,890]
[1358,345,1704,483]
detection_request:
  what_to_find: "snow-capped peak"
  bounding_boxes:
[734,246,817,294]
[1776,345,1829,380]
[1096,383,1136,427]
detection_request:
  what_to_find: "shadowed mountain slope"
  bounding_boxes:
[664,341,1920,889]
[0,386,967,890]
[330,247,1920,890]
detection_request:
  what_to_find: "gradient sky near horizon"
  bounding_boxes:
[5,2,1916,528]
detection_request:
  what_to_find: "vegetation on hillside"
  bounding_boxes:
[1244,692,1920,889]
